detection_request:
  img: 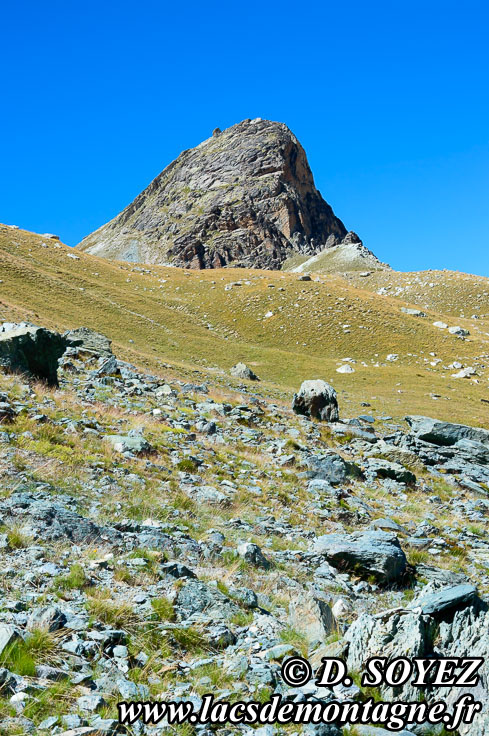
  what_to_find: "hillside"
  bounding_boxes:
[2,223,489,429]
[2,224,489,734]
[77,119,360,270]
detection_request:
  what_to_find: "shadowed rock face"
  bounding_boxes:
[0,323,67,386]
[78,118,356,269]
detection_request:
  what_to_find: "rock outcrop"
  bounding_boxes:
[292,379,339,421]
[0,323,67,386]
[78,118,361,270]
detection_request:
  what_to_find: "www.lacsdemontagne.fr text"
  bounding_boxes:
[118,692,482,731]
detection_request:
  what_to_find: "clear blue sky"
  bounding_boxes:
[1,0,488,274]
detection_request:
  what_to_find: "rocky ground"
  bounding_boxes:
[0,325,489,734]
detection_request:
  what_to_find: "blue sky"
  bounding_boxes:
[1,0,488,274]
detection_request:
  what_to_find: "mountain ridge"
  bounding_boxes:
[78,118,370,270]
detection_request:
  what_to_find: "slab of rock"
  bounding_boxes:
[64,327,113,357]
[175,580,240,621]
[288,589,336,642]
[448,325,470,336]
[406,415,489,447]
[104,434,152,454]
[345,608,435,701]
[0,323,67,386]
[230,362,259,381]
[27,606,67,632]
[304,452,362,485]
[313,530,407,583]
[19,501,119,545]
[237,542,271,569]
[412,583,479,618]
[365,458,416,485]
[0,625,22,656]
[292,380,339,422]
[401,307,426,317]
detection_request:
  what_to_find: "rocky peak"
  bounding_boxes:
[78,118,362,270]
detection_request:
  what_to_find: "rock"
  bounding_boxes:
[433,321,448,329]
[35,665,70,681]
[412,583,479,618]
[365,458,416,485]
[313,530,407,584]
[160,562,197,579]
[336,364,354,374]
[27,606,67,632]
[0,625,22,655]
[345,608,435,701]
[78,119,357,270]
[292,380,339,422]
[288,589,336,641]
[20,501,117,544]
[76,694,106,712]
[230,363,259,381]
[435,606,489,735]
[0,401,15,422]
[304,452,362,485]
[448,325,470,336]
[329,421,377,443]
[64,327,113,356]
[405,415,489,447]
[451,366,476,378]
[104,434,152,454]
[0,323,67,386]
[401,307,426,317]
[175,580,240,620]
[237,542,271,569]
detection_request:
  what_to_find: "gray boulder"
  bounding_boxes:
[345,608,436,701]
[20,501,119,544]
[288,589,336,642]
[0,625,22,656]
[292,380,339,422]
[365,458,416,485]
[104,435,152,454]
[313,530,407,584]
[412,583,479,618]
[0,323,67,386]
[237,541,271,569]
[64,327,113,357]
[436,606,489,735]
[27,606,67,632]
[175,580,240,621]
[230,362,259,381]
[304,452,362,485]
[405,415,489,447]
[401,307,426,317]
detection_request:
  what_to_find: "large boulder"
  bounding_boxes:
[412,583,479,619]
[174,580,240,621]
[313,530,407,584]
[230,362,259,381]
[288,589,336,642]
[304,452,362,485]
[345,608,436,701]
[292,380,339,422]
[64,327,113,357]
[0,323,67,386]
[405,415,489,447]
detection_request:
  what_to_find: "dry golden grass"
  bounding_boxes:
[1,223,489,427]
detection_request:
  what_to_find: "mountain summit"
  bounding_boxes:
[78,118,366,269]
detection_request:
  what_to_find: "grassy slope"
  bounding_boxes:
[1,223,488,427]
